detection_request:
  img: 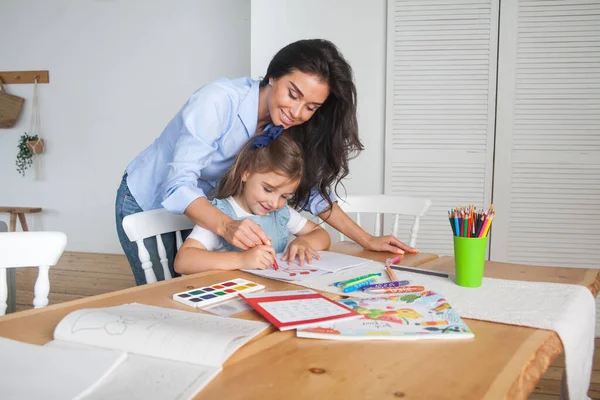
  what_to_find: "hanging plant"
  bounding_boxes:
[16,77,45,178]
[16,133,40,176]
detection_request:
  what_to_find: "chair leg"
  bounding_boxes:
[156,234,172,280]
[17,213,29,231]
[33,265,50,308]
[6,269,15,314]
[9,213,17,232]
[0,267,7,315]
[409,217,421,248]
[137,240,158,284]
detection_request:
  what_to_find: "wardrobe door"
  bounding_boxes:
[384,0,500,254]
[492,0,600,267]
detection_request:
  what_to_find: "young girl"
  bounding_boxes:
[174,126,331,274]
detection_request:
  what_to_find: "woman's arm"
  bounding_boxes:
[160,83,270,250]
[319,203,418,254]
[174,237,276,275]
[184,197,270,250]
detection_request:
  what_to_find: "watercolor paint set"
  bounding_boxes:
[172,278,265,309]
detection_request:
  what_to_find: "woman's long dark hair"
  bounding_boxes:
[260,39,363,217]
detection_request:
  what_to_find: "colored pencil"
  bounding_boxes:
[454,214,460,237]
[482,214,494,237]
[389,265,449,278]
[265,238,279,270]
[448,211,457,236]
[449,206,495,238]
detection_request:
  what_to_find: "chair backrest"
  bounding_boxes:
[122,208,195,284]
[337,195,432,247]
[0,231,67,315]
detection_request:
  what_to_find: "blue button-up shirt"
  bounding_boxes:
[126,77,335,216]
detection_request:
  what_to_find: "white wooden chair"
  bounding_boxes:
[0,231,67,315]
[122,208,195,284]
[337,195,432,247]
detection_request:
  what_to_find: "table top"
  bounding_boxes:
[200,255,600,400]
[0,207,42,213]
[0,244,597,399]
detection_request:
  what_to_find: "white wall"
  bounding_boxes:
[250,0,388,198]
[0,0,250,253]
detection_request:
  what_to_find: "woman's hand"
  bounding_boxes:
[319,203,419,256]
[282,238,321,267]
[241,245,276,270]
[185,198,270,250]
[363,235,419,255]
[222,218,270,250]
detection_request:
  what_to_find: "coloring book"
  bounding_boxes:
[44,303,269,399]
[243,251,370,281]
[297,291,474,341]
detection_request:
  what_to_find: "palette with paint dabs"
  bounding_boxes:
[172,278,265,309]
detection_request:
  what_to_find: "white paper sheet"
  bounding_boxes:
[243,251,370,281]
[47,341,220,400]
[54,303,269,367]
[0,337,126,400]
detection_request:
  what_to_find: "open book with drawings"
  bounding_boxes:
[42,303,268,399]
[243,250,370,281]
[297,291,474,341]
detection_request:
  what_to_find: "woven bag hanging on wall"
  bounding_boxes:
[0,77,25,129]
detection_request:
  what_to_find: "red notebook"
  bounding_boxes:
[239,289,362,331]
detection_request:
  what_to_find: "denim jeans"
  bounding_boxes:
[115,174,190,285]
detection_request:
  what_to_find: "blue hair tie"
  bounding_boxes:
[251,125,284,148]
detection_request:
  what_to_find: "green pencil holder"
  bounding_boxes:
[453,236,488,288]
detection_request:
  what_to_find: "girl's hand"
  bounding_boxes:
[223,218,270,250]
[241,245,276,270]
[364,235,419,255]
[282,238,321,267]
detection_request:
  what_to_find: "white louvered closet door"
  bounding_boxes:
[492,0,600,267]
[385,0,499,255]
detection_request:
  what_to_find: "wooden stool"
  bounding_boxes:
[0,207,42,232]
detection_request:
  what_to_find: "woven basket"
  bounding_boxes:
[0,79,25,129]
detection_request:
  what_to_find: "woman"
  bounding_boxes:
[116,39,417,285]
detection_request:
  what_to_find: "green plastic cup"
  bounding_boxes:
[453,236,488,288]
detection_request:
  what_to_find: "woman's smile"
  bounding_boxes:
[280,109,294,126]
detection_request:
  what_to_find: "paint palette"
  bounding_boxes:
[172,278,265,309]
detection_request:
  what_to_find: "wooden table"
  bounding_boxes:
[0,245,597,399]
[0,206,42,232]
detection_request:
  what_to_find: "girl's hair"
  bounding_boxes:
[216,133,304,199]
[260,39,364,215]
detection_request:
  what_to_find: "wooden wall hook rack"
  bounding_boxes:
[0,71,49,84]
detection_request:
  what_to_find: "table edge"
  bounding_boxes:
[506,330,564,400]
